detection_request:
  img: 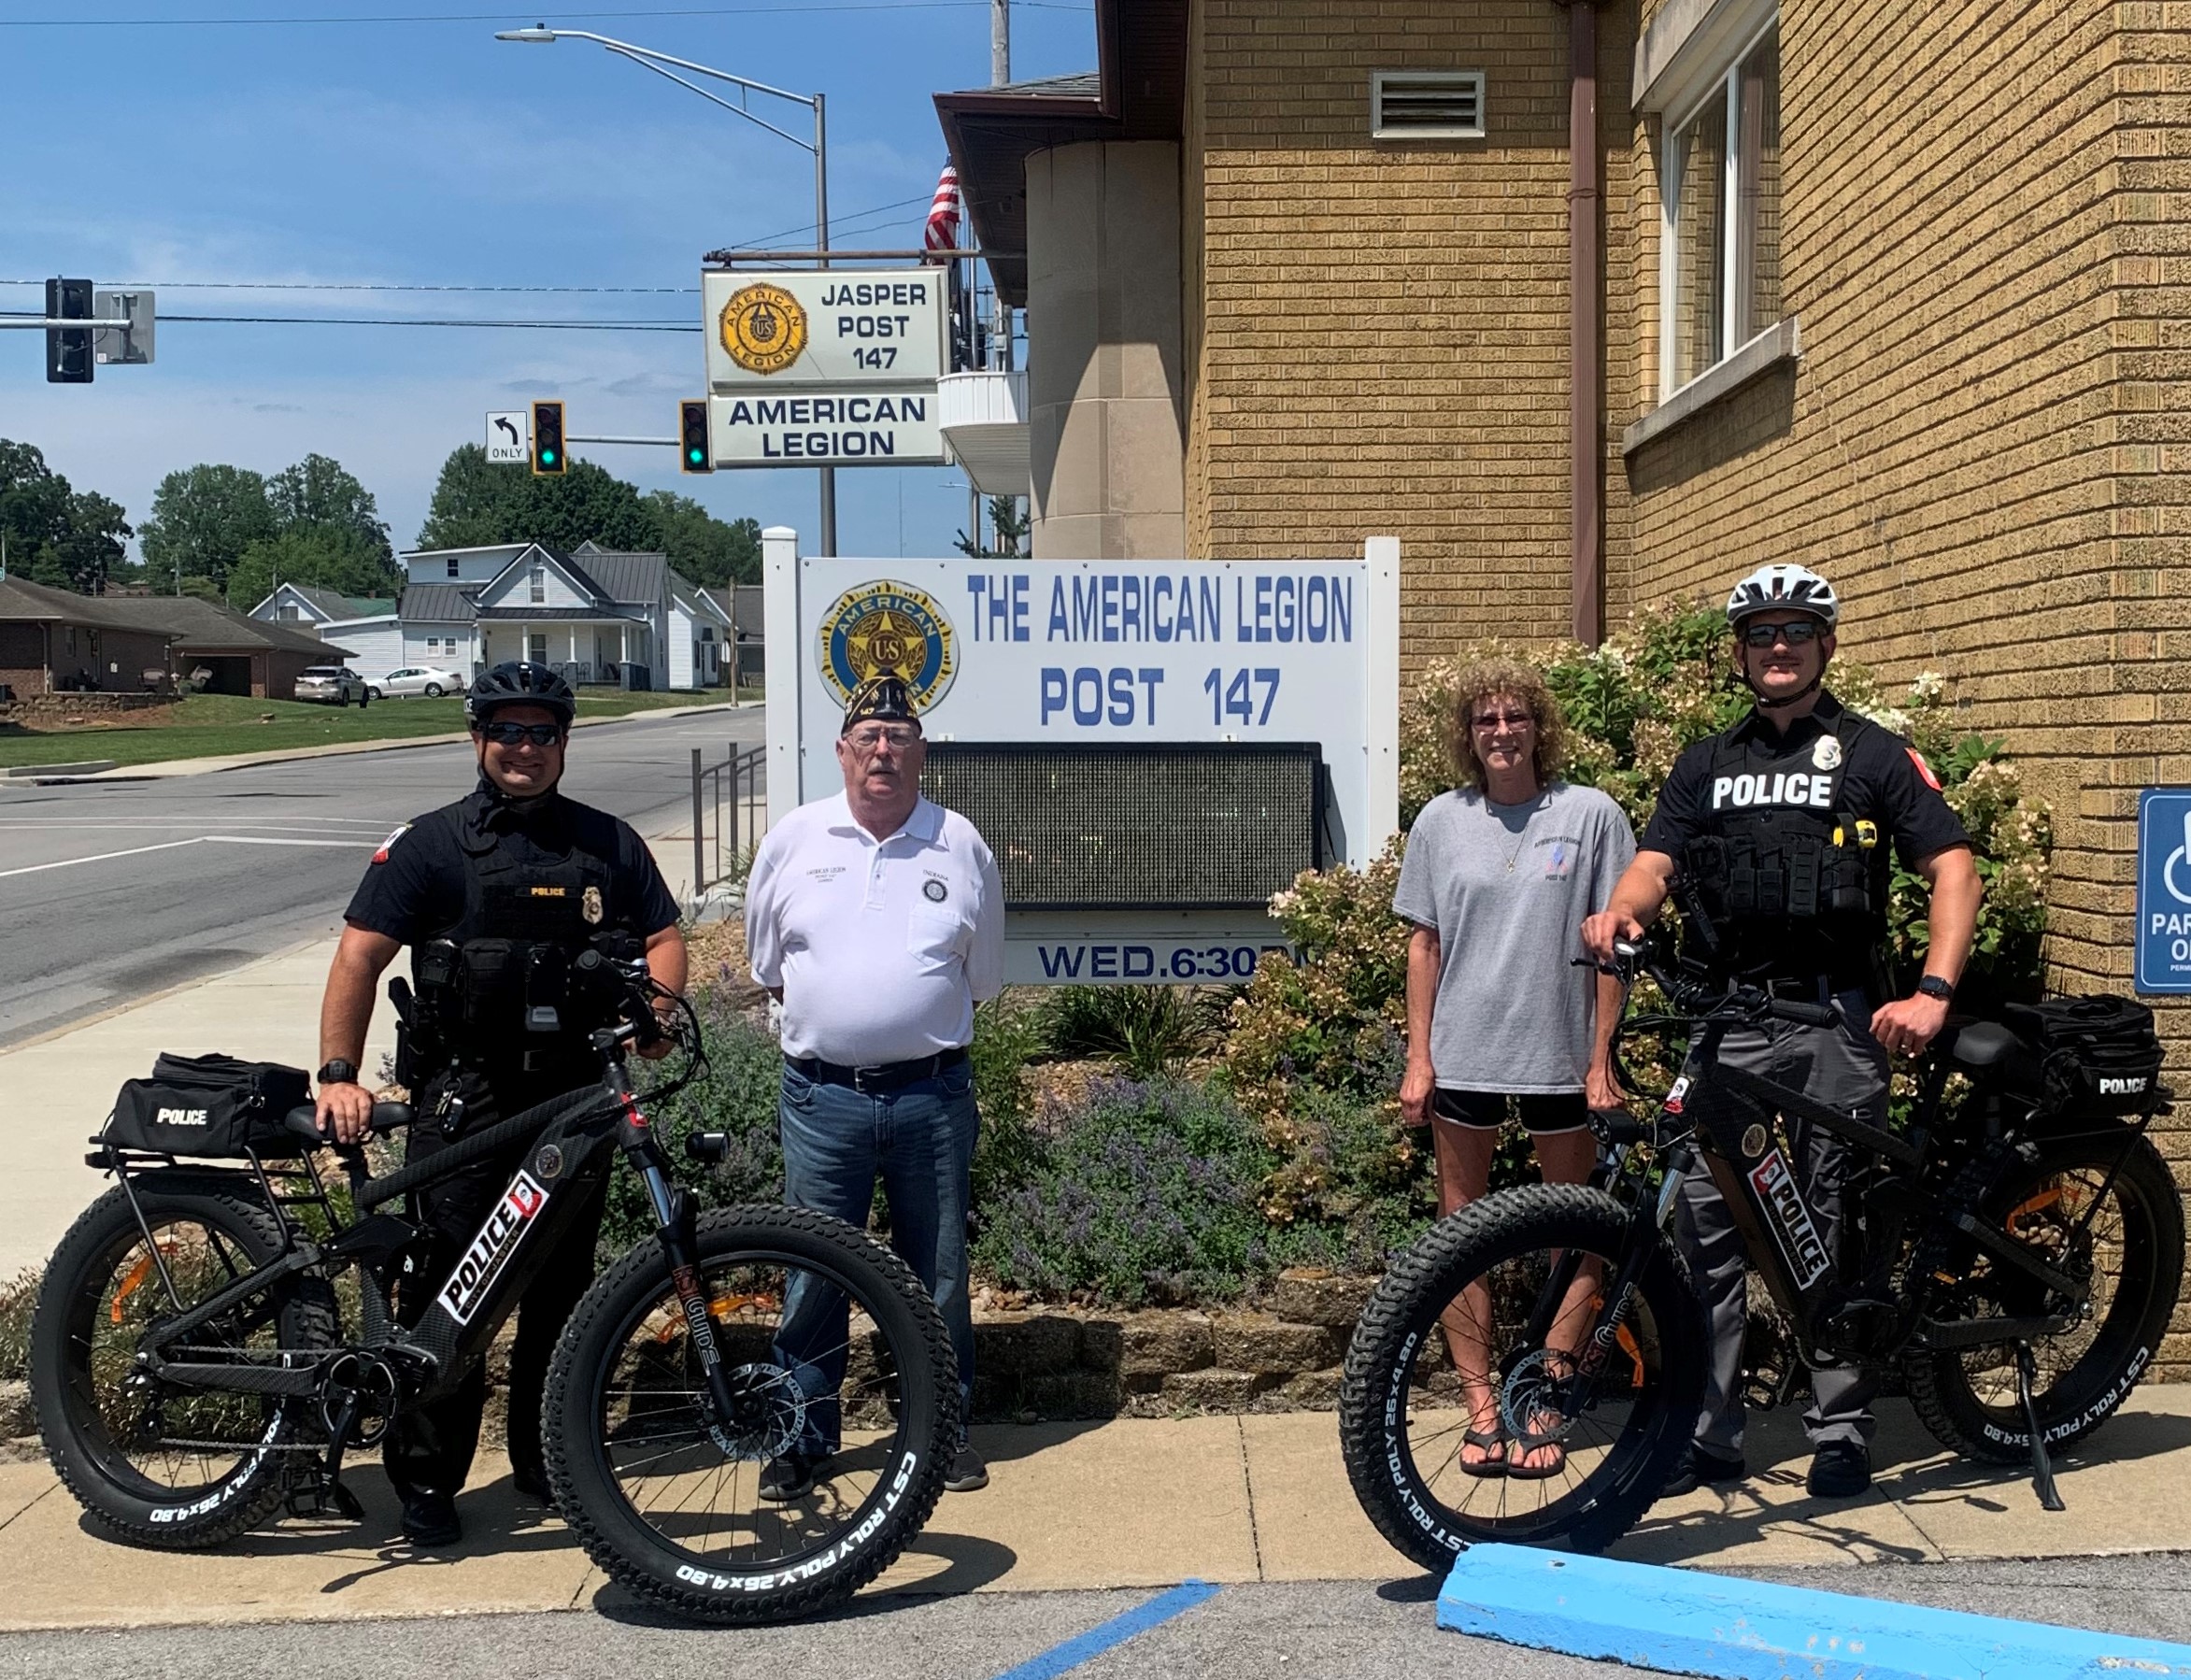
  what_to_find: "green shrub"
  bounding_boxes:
[970,992,1046,1214]
[0,1268,33,1383]
[1037,984,1221,1078]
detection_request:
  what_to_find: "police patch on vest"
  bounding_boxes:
[436,1172,548,1326]
[816,579,958,711]
[583,885,604,923]
[1906,747,1942,790]
[1711,771,1839,810]
[529,886,568,898]
[1813,736,1842,771]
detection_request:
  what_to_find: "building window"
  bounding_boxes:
[446,558,460,578]
[1660,21,1780,396]
[528,634,548,665]
[529,567,546,605]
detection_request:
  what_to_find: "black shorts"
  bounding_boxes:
[1432,1089,1590,1134]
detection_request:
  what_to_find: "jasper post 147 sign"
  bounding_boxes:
[703,270,947,390]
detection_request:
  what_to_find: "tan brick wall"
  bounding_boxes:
[1184,0,1642,657]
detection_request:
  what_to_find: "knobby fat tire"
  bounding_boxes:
[1903,1132,2183,1463]
[542,1203,958,1625]
[31,1172,338,1549]
[1339,1184,1706,1570]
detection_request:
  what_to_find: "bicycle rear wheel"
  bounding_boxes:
[545,1204,956,1624]
[1340,1183,1705,1571]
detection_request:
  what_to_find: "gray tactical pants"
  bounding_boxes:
[1675,986,1889,1457]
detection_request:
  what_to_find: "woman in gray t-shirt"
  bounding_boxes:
[1392,657,1635,1477]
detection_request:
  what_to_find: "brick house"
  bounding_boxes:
[0,577,349,699]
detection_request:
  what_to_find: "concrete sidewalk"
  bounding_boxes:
[0,1389,2186,1632]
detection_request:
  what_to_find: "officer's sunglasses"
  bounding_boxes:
[478,721,563,747]
[1739,619,1824,648]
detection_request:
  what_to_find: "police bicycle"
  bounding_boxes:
[1339,931,2184,1567]
[28,947,959,1624]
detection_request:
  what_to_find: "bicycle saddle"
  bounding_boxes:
[1935,1018,2042,1089]
[281,1102,417,1144]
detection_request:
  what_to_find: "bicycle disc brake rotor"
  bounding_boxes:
[712,1362,808,1461]
[1499,1348,1580,1446]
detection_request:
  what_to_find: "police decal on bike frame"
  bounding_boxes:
[437,1171,550,1325]
[1748,1149,1831,1290]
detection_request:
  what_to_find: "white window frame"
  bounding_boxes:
[1657,12,1779,403]
[1369,70,1487,141]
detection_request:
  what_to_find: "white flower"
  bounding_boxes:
[1910,670,1947,702]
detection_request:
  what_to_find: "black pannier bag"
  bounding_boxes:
[102,1052,313,1159]
[2000,996,2167,1119]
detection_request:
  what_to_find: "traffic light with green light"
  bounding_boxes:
[532,400,566,476]
[679,400,712,474]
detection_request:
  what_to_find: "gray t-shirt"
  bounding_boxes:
[1392,781,1636,1094]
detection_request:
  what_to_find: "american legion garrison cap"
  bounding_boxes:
[841,669,921,734]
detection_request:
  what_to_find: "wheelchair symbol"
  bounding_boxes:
[2165,808,2191,905]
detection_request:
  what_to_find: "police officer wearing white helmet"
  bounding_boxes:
[1583,564,1981,1500]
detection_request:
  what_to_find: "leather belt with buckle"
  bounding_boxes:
[788,1046,970,1092]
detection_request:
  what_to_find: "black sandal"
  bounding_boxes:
[1460,1427,1508,1478]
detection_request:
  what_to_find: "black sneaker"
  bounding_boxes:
[759,1452,824,1504]
[400,1489,462,1549]
[510,1464,550,1503]
[943,1445,989,1493]
[1806,1440,1871,1499]
[1660,1445,1746,1498]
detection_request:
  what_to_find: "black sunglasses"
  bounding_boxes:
[479,720,562,747]
[1739,619,1824,648]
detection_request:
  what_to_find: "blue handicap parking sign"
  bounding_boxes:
[2136,789,2191,992]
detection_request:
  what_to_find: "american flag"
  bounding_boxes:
[923,163,962,257]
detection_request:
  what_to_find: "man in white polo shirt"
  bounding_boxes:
[745,669,1003,1501]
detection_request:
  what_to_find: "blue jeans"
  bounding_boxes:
[773,1059,979,1455]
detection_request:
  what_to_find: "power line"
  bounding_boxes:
[0,309,697,331]
[0,278,698,294]
[0,3,1088,25]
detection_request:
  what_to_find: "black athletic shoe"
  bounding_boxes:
[1659,1445,1746,1498]
[1806,1440,1871,1499]
[400,1489,462,1549]
[759,1452,825,1504]
[510,1464,550,1503]
[943,1445,989,1493]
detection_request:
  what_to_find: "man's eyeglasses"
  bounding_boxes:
[1740,619,1824,648]
[479,721,562,747]
[846,724,920,751]
[1471,710,1535,733]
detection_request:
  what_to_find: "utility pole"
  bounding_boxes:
[976,0,1011,555]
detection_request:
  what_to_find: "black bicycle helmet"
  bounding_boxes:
[466,661,576,727]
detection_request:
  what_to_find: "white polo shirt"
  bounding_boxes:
[746,791,1004,1065]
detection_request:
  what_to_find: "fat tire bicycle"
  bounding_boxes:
[30,950,958,1624]
[1340,936,2184,1570]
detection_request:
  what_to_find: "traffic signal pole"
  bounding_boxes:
[816,90,836,558]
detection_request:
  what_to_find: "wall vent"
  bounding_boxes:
[1371,70,1487,140]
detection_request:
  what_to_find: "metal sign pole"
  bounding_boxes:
[815,92,837,558]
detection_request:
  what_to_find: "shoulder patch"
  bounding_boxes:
[1905,747,1943,791]
[372,823,412,864]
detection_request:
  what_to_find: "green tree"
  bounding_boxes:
[268,453,393,566]
[955,495,1029,560]
[138,463,276,592]
[416,446,659,554]
[223,526,400,612]
[0,441,134,594]
[643,490,761,586]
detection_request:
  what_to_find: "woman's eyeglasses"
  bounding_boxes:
[480,721,562,747]
[1471,710,1535,733]
[1740,619,1823,648]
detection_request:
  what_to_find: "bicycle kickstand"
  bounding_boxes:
[2014,1341,2067,1514]
[287,1394,368,1524]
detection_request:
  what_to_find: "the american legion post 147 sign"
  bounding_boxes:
[701,270,948,468]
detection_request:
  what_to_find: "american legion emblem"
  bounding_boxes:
[718,282,808,376]
[816,580,958,711]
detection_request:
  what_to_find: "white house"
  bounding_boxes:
[246,583,401,679]
[391,542,731,691]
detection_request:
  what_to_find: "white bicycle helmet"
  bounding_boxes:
[1725,563,1839,630]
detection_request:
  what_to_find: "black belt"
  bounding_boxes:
[788,1046,969,1092]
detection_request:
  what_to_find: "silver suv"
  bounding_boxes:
[293,665,371,706]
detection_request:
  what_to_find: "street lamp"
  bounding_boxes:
[495,24,838,556]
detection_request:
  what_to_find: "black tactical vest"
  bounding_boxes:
[1680,715,1888,982]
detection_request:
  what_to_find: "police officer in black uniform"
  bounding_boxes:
[1584,564,1981,1501]
[314,662,687,1547]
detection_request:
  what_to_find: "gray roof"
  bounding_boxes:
[705,584,764,638]
[397,582,481,622]
[966,71,1103,98]
[0,577,342,655]
[475,606,647,623]
[560,546,667,607]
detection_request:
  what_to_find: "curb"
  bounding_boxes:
[1437,1545,2191,1680]
[7,701,747,784]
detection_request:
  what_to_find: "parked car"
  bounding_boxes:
[370,665,467,701]
[292,666,371,706]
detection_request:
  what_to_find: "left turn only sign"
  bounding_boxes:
[2135,789,2191,993]
[485,410,528,463]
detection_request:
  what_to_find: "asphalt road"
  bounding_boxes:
[8,1558,2191,1680]
[0,705,765,1049]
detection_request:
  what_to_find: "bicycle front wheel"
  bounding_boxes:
[544,1204,957,1624]
[1340,1183,1706,1570]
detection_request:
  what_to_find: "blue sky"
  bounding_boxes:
[0,0,1093,564]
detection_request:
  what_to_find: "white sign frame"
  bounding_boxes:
[708,389,945,469]
[704,269,948,391]
[761,527,1401,984]
[485,410,528,463]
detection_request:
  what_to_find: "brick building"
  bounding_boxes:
[0,577,348,700]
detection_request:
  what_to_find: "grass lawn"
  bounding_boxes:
[0,688,721,770]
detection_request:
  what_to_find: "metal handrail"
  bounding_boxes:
[690,743,767,904]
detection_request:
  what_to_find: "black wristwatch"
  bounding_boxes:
[317,1059,359,1087]
[1915,975,1956,1004]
